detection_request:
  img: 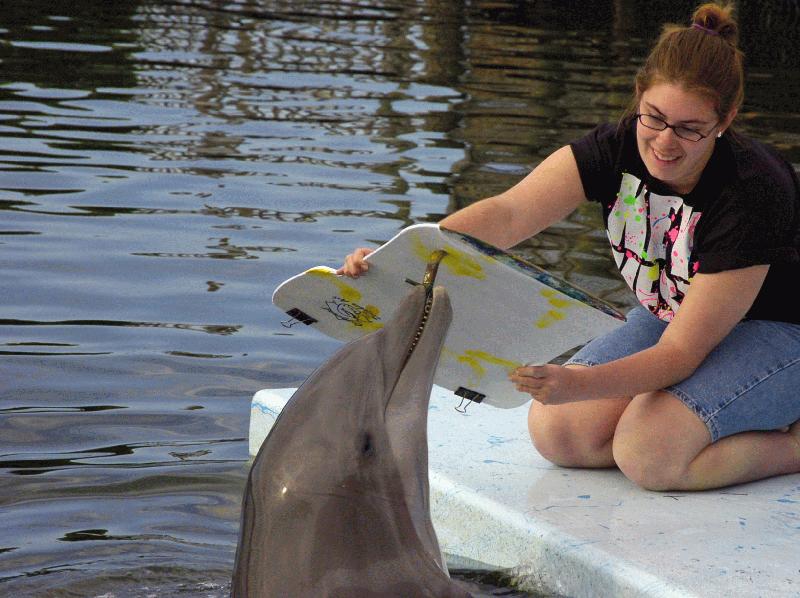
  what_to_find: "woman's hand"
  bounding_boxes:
[336,247,374,278]
[509,364,583,405]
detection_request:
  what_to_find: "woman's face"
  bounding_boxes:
[636,82,727,194]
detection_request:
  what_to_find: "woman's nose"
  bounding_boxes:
[655,126,680,143]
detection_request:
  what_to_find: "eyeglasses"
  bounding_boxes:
[635,113,717,142]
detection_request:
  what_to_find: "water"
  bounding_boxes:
[1,1,798,595]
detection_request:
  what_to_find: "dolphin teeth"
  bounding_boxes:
[407,250,448,358]
[408,294,434,356]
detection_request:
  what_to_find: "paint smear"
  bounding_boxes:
[411,235,485,280]
[535,309,566,329]
[535,289,575,328]
[308,267,361,303]
[452,349,521,380]
[353,306,382,331]
[541,288,572,309]
[308,268,383,331]
[441,245,485,279]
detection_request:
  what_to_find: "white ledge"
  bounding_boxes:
[250,386,800,598]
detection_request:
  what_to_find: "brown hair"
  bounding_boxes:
[623,2,744,125]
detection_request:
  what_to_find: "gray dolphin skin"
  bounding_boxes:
[232,283,473,597]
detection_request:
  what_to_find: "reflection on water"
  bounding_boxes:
[1,0,798,594]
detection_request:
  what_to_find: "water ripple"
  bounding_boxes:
[1,0,797,595]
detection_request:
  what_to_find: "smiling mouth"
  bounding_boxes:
[653,148,680,163]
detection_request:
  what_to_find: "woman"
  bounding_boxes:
[339,3,800,491]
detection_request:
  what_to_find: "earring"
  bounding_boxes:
[717,131,723,138]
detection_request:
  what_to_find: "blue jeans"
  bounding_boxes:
[566,306,800,442]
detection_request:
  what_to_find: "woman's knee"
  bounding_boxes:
[612,438,681,491]
[528,404,583,466]
[528,399,628,468]
[612,391,711,490]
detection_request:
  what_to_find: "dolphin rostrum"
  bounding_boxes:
[232,279,475,596]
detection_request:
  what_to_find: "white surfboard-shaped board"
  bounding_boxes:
[273,224,625,409]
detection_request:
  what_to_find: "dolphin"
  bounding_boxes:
[232,282,474,597]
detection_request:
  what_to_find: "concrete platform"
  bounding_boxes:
[249,386,800,598]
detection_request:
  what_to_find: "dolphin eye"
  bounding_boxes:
[361,433,375,456]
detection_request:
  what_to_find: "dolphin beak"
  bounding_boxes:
[377,249,452,414]
[382,283,453,575]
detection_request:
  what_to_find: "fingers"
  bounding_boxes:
[509,364,547,381]
[509,364,559,403]
[509,365,545,395]
[509,364,580,405]
[336,247,374,278]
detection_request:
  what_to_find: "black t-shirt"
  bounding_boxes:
[570,119,800,323]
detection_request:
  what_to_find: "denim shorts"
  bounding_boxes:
[566,306,800,442]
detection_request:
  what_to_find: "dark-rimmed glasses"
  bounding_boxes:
[635,113,717,142]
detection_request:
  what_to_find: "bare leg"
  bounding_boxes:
[613,391,800,491]
[528,366,630,468]
[681,420,800,490]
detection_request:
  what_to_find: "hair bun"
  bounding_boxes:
[692,2,739,45]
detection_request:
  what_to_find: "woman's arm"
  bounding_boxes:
[339,145,588,276]
[511,264,770,403]
[439,145,588,249]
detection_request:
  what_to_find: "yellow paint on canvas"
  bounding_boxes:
[452,349,521,380]
[308,267,361,303]
[541,288,573,309]
[535,309,567,329]
[307,268,383,331]
[535,289,577,328]
[410,235,433,264]
[441,245,486,280]
[354,305,383,331]
[410,235,485,280]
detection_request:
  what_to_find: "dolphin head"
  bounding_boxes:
[233,284,467,597]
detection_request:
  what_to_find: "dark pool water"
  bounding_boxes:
[1,1,798,595]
